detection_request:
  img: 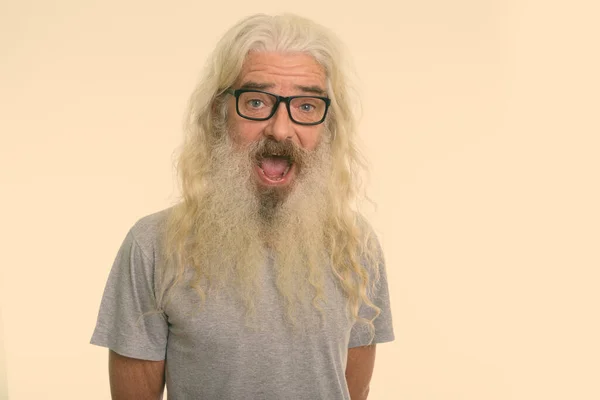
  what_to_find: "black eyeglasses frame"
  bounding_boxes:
[226,88,331,126]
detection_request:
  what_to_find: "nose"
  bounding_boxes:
[264,101,293,142]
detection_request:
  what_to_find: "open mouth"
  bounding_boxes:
[256,154,294,183]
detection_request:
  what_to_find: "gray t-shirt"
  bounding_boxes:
[91,208,394,399]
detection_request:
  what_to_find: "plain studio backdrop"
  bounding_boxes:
[1,0,599,399]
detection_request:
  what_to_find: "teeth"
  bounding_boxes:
[282,165,291,176]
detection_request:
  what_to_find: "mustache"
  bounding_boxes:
[251,138,309,166]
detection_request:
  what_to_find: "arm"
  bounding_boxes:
[109,350,166,400]
[345,344,377,400]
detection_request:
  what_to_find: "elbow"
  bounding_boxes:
[351,385,370,400]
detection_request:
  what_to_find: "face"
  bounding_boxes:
[227,51,328,189]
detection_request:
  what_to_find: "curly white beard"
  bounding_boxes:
[187,129,334,320]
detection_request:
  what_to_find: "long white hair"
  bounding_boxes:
[159,13,382,335]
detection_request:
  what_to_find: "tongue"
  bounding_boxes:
[261,157,289,178]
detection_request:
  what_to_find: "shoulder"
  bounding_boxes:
[354,215,384,264]
[127,206,174,261]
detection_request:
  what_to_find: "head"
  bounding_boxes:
[160,14,381,329]
[224,51,332,219]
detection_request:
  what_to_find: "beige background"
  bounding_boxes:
[1,0,599,399]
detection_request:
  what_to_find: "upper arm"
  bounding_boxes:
[91,227,169,357]
[109,350,165,400]
[347,230,395,349]
[345,344,377,400]
[92,222,169,398]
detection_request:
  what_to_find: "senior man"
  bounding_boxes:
[91,13,394,400]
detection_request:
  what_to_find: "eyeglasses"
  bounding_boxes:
[226,89,331,126]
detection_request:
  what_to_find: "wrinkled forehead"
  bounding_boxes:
[235,51,328,95]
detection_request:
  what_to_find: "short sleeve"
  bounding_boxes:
[90,229,168,361]
[348,236,395,348]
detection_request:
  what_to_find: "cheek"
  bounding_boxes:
[228,110,263,145]
[298,126,324,150]
[236,120,265,144]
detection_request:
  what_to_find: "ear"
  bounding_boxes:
[211,98,219,115]
[211,92,230,115]
[210,96,225,122]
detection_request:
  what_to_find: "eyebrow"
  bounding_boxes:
[239,81,274,91]
[295,85,327,96]
[238,81,327,96]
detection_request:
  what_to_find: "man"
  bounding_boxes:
[91,13,394,400]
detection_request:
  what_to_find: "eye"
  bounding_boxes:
[247,99,265,108]
[299,103,316,112]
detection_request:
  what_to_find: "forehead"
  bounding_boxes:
[236,52,327,93]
